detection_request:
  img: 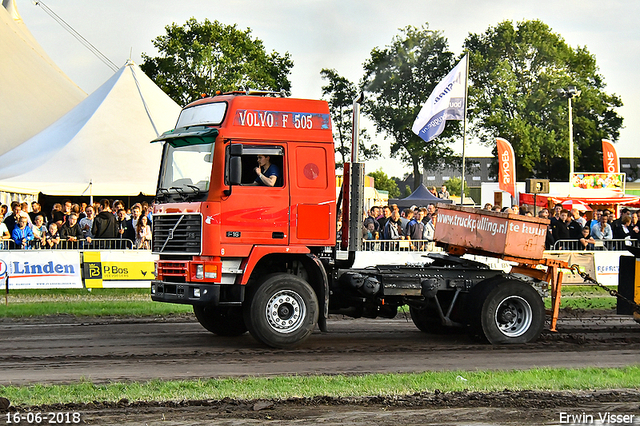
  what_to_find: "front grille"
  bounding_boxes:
[153,214,202,254]
[158,261,189,283]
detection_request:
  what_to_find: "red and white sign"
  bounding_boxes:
[602,139,619,173]
[234,110,331,131]
[497,137,516,198]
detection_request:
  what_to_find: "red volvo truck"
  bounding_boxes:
[150,91,554,348]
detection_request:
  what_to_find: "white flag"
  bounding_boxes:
[412,54,467,143]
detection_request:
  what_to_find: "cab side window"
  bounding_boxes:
[227,144,285,187]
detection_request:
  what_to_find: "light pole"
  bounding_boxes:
[557,86,581,178]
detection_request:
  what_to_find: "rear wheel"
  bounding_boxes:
[244,273,319,348]
[193,305,247,336]
[472,280,545,344]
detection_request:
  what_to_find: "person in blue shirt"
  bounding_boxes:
[12,216,34,249]
[252,155,281,187]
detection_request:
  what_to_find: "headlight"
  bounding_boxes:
[195,264,204,280]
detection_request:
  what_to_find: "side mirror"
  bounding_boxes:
[229,156,242,185]
[229,144,244,156]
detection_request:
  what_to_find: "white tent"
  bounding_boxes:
[0,0,86,156]
[0,60,181,196]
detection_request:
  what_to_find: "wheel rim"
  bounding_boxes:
[265,289,306,334]
[493,295,532,338]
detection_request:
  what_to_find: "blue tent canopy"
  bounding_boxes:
[390,184,453,209]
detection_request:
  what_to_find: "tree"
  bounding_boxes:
[141,18,293,105]
[464,20,623,181]
[367,169,400,198]
[443,176,469,197]
[361,25,460,190]
[320,69,380,169]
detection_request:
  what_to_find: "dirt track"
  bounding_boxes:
[1,311,639,424]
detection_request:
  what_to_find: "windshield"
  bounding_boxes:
[176,102,227,128]
[158,142,214,201]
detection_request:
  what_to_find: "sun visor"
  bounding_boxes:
[151,126,219,147]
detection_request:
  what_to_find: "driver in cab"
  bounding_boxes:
[251,155,281,187]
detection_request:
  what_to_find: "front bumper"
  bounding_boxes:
[151,281,221,305]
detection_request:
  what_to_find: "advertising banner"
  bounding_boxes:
[593,251,624,286]
[83,251,156,288]
[602,139,619,173]
[0,251,83,289]
[497,137,516,198]
[571,173,625,191]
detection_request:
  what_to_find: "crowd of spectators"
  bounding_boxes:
[536,204,640,251]
[0,199,153,250]
[362,203,438,244]
[360,201,639,252]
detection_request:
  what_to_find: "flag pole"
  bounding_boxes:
[460,53,469,206]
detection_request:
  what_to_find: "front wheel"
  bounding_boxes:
[473,280,545,344]
[409,306,445,334]
[244,274,319,348]
[193,305,247,336]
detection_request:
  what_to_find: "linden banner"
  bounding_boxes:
[0,251,83,289]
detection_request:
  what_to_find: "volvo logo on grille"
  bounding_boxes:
[168,229,175,239]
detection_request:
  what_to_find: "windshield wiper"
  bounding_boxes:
[170,186,189,201]
[186,184,203,195]
[156,187,170,201]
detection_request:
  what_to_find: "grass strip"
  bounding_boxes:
[0,301,192,317]
[1,366,639,406]
[0,289,192,317]
[0,287,620,317]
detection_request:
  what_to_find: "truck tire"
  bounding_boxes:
[193,305,247,336]
[244,273,319,349]
[473,280,545,344]
[409,306,445,334]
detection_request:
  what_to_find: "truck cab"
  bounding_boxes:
[151,92,337,347]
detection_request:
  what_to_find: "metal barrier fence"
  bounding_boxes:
[362,239,437,252]
[552,238,640,251]
[0,238,138,250]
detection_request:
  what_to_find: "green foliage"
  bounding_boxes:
[320,69,380,169]
[464,19,623,180]
[361,24,460,189]
[404,185,412,197]
[141,18,293,105]
[0,289,191,317]
[367,169,400,198]
[443,176,469,197]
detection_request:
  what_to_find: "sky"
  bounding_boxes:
[16,0,640,179]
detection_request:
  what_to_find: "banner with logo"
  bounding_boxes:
[83,251,156,288]
[412,54,467,143]
[602,139,619,173]
[570,173,625,191]
[497,137,516,198]
[0,251,82,289]
[593,251,623,286]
